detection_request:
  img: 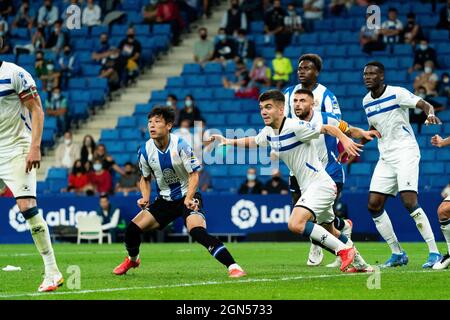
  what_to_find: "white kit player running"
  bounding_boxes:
[360,61,442,268]
[0,56,63,291]
[283,53,350,267]
[209,90,371,272]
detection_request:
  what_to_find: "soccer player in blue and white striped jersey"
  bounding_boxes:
[113,106,246,278]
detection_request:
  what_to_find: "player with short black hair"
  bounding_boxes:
[360,61,443,268]
[113,106,246,278]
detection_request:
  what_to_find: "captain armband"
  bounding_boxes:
[18,86,39,103]
[338,120,350,134]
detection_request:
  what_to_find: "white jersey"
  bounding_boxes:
[138,133,202,201]
[283,83,341,119]
[363,85,421,161]
[310,111,344,184]
[255,117,334,192]
[0,61,35,158]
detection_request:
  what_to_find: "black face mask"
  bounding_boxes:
[101,40,108,45]
[272,177,281,183]
[64,50,70,55]
[128,35,135,41]
[125,171,133,175]
[200,34,207,40]
[232,4,239,9]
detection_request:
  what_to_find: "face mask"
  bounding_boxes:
[256,61,263,67]
[101,40,108,45]
[127,35,135,41]
[272,176,281,182]
[185,100,193,107]
[443,77,449,84]
[232,4,239,9]
[288,10,296,16]
[0,31,4,37]
[247,174,256,181]
[418,93,426,99]
[217,34,226,41]
[237,37,245,43]
[64,139,71,146]
[64,50,70,55]
[424,67,432,74]
[52,93,60,99]
[47,64,54,71]
[275,53,282,59]
[419,44,428,51]
[200,34,207,40]
[93,163,102,171]
[166,100,172,107]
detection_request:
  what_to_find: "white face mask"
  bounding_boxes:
[424,67,432,74]
[166,100,172,107]
[443,77,450,84]
[47,64,54,71]
[185,100,193,107]
[93,163,102,171]
[256,61,263,67]
[247,173,256,181]
[64,139,72,146]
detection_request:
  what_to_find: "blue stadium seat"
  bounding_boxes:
[227,113,247,125]
[48,179,67,194]
[81,64,101,77]
[192,88,211,100]
[319,72,339,84]
[208,166,228,177]
[134,103,152,115]
[340,72,360,84]
[152,24,171,35]
[44,117,58,132]
[325,46,346,57]
[299,33,319,45]
[249,21,264,34]
[91,25,109,37]
[206,75,223,87]
[203,62,223,74]
[47,168,69,180]
[70,27,89,38]
[121,129,143,140]
[214,88,235,100]
[70,90,91,104]
[111,25,129,37]
[127,11,144,25]
[437,43,450,55]
[73,38,94,51]
[185,75,207,87]
[74,103,89,119]
[421,125,441,135]
[166,76,184,88]
[117,116,137,128]
[204,114,225,126]
[421,150,435,161]
[182,63,202,75]
[106,141,126,153]
[430,30,449,42]
[334,59,354,71]
[101,129,120,140]
[87,77,108,92]
[17,54,35,65]
[422,162,444,174]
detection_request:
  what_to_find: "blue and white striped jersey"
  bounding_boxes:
[138,134,202,201]
[310,111,345,184]
[363,85,421,161]
[283,83,341,119]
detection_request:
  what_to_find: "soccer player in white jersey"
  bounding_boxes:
[360,61,442,268]
[209,90,371,272]
[292,89,380,271]
[429,134,450,269]
[0,56,63,292]
[283,53,349,267]
[113,106,246,278]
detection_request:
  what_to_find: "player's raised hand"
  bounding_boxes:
[425,114,442,125]
[361,129,381,141]
[341,137,363,157]
[431,134,444,147]
[137,198,149,209]
[25,146,41,173]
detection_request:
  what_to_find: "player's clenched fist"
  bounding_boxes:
[137,198,149,209]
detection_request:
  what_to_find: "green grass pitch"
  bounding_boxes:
[0,242,449,300]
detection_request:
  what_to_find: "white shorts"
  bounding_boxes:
[445,195,450,201]
[295,177,337,224]
[370,154,420,197]
[0,151,36,199]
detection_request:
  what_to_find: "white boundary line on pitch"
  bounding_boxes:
[1,269,447,299]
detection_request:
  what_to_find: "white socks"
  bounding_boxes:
[228,263,243,271]
[372,210,403,254]
[129,255,139,262]
[308,223,347,253]
[27,214,60,276]
[440,221,450,253]
[410,207,439,254]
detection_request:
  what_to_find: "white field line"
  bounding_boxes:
[0,269,447,299]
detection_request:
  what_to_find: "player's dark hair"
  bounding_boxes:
[298,53,322,72]
[259,90,285,103]
[148,106,175,124]
[294,89,314,99]
[365,61,385,73]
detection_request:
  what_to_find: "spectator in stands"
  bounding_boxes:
[55,131,81,168]
[179,0,198,29]
[84,160,93,174]
[212,27,238,62]
[264,0,289,51]
[411,39,438,73]
[82,0,102,27]
[15,26,46,55]
[89,159,113,194]
[249,57,272,88]
[142,0,158,26]
[235,28,256,62]
[99,0,120,16]
[177,95,204,127]
[221,0,247,36]
[119,27,141,85]
[436,0,450,30]
[115,162,140,196]
[67,159,90,194]
[92,33,115,65]
[155,0,183,46]
[35,51,58,91]
[58,44,80,90]
[0,32,10,54]
[413,60,439,96]
[94,144,125,176]
[329,0,352,16]
[199,167,211,192]
[0,0,12,18]
[438,72,450,98]
[193,27,214,64]
[12,0,35,30]
[403,12,424,46]
[166,94,180,125]
[96,193,121,242]
[411,86,445,133]
[271,50,293,90]
[241,0,265,21]
[263,169,289,194]
[45,86,68,133]
[46,20,69,55]
[360,14,385,55]
[223,58,249,89]
[284,3,303,35]
[99,53,121,92]
[223,59,258,99]
[303,0,324,32]
[174,119,196,147]
[37,0,59,30]
[81,134,96,165]
[238,167,264,194]
[380,7,403,46]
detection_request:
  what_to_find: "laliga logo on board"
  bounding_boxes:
[231,200,291,230]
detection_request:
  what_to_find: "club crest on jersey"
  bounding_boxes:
[162,168,179,185]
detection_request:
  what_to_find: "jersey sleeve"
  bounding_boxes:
[137,144,152,178]
[323,112,340,127]
[294,120,322,142]
[254,127,269,147]
[178,138,201,173]
[397,87,421,109]
[323,90,341,119]
[12,67,36,94]
[283,86,293,117]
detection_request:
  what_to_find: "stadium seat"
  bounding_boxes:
[203,62,223,74]
[152,24,171,35]
[422,162,444,174]
[166,76,185,88]
[100,129,120,141]
[134,103,152,115]
[117,116,137,128]
[350,163,372,175]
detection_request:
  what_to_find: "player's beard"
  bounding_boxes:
[295,108,310,120]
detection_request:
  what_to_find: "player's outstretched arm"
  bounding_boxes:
[208,135,258,148]
[347,125,381,141]
[23,90,44,173]
[321,124,363,157]
[431,135,450,148]
[416,99,442,125]
[185,171,200,211]
[137,175,152,210]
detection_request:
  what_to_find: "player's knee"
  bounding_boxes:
[288,220,305,234]
[368,200,383,216]
[438,203,450,221]
[17,198,37,214]
[401,198,418,213]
